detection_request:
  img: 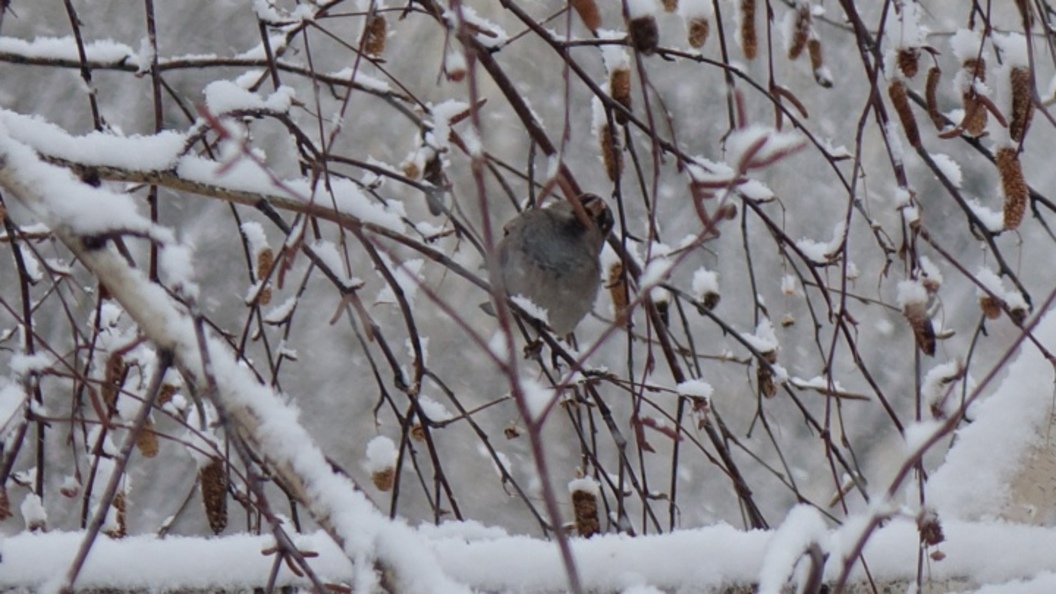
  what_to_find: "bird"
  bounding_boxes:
[493,193,614,335]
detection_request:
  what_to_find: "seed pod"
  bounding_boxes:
[610,67,632,124]
[364,14,387,58]
[788,4,810,60]
[925,66,944,130]
[600,124,623,181]
[961,58,988,137]
[897,47,920,78]
[571,481,600,538]
[997,147,1027,230]
[200,457,228,534]
[740,0,757,59]
[570,0,601,32]
[1009,66,1034,143]
[889,80,920,148]
[628,14,659,55]
[687,17,709,48]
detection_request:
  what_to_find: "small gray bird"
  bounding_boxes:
[494,194,614,335]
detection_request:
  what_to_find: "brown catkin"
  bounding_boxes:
[1009,67,1034,143]
[572,487,600,538]
[962,58,988,137]
[0,487,10,521]
[570,0,601,32]
[758,350,777,398]
[200,457,228,534]
[925,66,944,130]
[687,17,709,48]
[898,47,920,78]
[808,38,831,87]
[628,15,659,55]
[997,147,1028,230]
[607,261,629,328]
[256,248,274,306]
[788,4,810,60]
[364,14,387,57]
[889,80,920,148]
[135,419,159,458]
[103,354,125,411]
[740,0,757,59]
[600,124,623,181]
[610,68,632,124]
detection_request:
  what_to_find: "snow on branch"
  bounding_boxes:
[0,125,468,593]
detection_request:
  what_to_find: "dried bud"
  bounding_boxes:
[687,17,709,49]
[788,4,810,60]
[889,80,920,148]
[1009,303,1028,325]
[570,479,600,538]
[157,382,178,406]
[979,294,1002,320]
[610,67,632,124]
[1009,66,1034,143]
[628,14,659,55]
[364,14,387,58]
[200,457,228,534]
[997,147,1027,230]
[570,0,601,32]
[897,47,920,78]
[661,0,678,11]
[504,422,521,439]
[918,509,945,546]
[372,467,396,492]
[600,124,623,181]
[411,422,427,442]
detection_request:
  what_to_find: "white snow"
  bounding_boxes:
[365,436,398,473]
[931,153,963,188]
[741,317,779,354]
[691,268,719,300]
[676,379,714,399]
[896,279,928,309]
